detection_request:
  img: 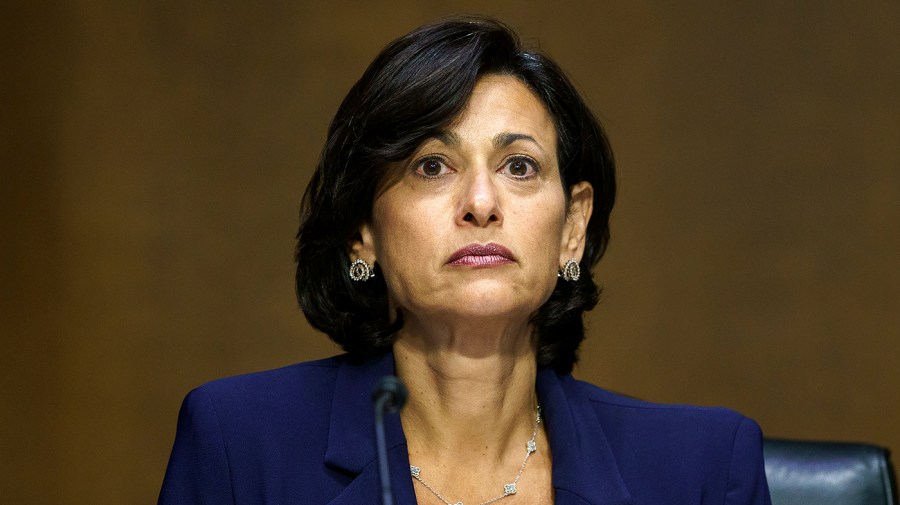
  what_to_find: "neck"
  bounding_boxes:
[393,315,539,465]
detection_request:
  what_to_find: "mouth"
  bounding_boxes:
[446,242,516,267]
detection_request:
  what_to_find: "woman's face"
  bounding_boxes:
[354,74,593,326]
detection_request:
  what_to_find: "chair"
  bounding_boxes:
[764,438,897,505]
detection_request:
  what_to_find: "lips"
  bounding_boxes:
[446,243,516,267]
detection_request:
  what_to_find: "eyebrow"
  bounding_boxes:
[423,131,457,147]
[428,131,542,151]
[493,132,540,151]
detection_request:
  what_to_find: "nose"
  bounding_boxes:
[456,168,503,227]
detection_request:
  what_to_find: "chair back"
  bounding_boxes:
[764,438,897,505]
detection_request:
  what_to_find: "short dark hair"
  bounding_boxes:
[295,16,616,374]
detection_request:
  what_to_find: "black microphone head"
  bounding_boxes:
[373,375,408,413]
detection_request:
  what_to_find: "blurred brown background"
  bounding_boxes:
[2,1,898,503]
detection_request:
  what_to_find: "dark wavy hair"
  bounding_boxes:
[295,16,615,374]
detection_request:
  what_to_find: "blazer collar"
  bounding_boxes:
[324,352,417,505]
[323,353,631,505]
[537,368,632,505]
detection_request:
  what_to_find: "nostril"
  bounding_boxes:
[463,213,474,222]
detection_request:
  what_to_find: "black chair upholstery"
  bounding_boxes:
[764,438,897,505]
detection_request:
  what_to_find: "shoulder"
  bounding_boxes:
[190,354,345,405]
[559,375,770,504]
[564,374,758,444]
[178,355,353,432]
[160,355,357,504]
[176,355,351,450]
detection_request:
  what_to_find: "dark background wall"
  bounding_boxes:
[2,2,898,503]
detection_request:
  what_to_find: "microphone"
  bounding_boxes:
[373,375,408,505]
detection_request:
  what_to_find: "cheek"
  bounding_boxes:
[521,195,567,252]
[371,196,436,280]
[538,218,566,266]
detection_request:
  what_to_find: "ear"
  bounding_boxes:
[349,222,378,265]
[559,181,593,265]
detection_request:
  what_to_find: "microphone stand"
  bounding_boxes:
[373,376,408,505]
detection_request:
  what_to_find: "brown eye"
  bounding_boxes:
[414,156,450,178]
[509,160,529,176]
[422,159,442,176]
[502,156,538,178]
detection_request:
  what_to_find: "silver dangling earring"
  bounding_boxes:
[349,258,375,281]
[558,258,580,282]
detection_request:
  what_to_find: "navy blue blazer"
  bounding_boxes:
[159,353,771,504]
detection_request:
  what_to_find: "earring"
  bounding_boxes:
[349,258,375,282]
[558,258,580,282]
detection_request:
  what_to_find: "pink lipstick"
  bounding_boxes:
[446,243,516,267]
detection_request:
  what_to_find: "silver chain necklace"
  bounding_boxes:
[409,405,542,505]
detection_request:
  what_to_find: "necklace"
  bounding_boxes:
[409,405,542,505]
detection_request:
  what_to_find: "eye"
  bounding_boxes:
[413,155,452,179]
[501,156,539,179]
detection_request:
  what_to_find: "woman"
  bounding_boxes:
[159,17,771,505]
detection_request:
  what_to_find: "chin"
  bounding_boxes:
[446,283,547,319]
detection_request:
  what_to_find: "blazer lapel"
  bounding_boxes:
[537,368,633,505]
[325,443,416,505]
[324,353,417,505]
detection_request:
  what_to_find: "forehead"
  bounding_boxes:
[446,74,557,146]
